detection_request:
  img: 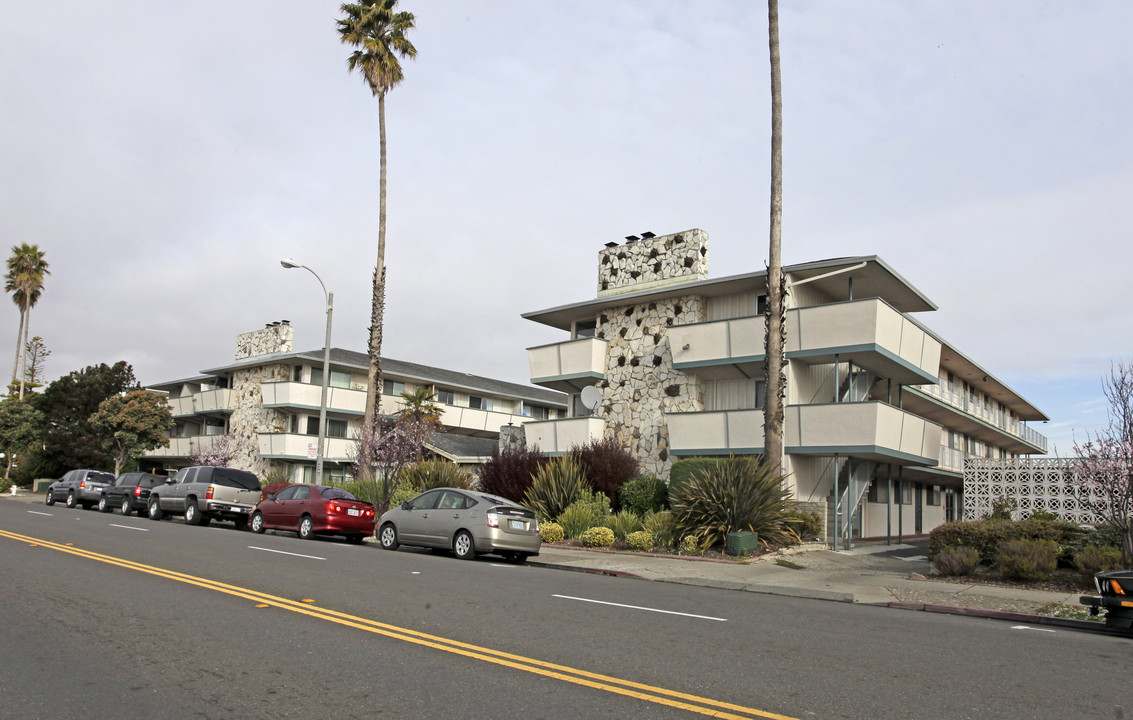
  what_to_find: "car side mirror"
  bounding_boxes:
[165,478,175,484]
[401,501,411,510]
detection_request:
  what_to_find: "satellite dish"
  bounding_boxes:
[580,386,602,412]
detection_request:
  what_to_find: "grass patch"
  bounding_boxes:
[775,557,804,570]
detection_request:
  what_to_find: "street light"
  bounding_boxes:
[281,258,333,485]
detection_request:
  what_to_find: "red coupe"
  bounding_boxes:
[251,483,375,543]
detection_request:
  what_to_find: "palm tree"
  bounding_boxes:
[5,244,50,400]
[763,0,785,474]
[336,1,417,435]
[396,386,443,429]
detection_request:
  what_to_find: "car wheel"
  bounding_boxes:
[184,500,202,526]
[250,512,265,534]
[148,497,164,521]
[97,495,111,513]
[121,497,132,516]
[65,492,77,509]
[379,523,399,550]
[453,530,475,560]
[298,515,315,540]
[45,491,55,506]
[346,534,364,545]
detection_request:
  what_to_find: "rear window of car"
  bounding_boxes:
[140,475,166,488]
[210,468,261,491]
[90,472,115,484]
[320,487,358,501]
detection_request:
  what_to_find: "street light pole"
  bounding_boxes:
[281,259,333,485]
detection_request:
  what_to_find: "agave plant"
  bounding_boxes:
[523,455,588,522]
[400,458,475,491]
[670,455,797,550]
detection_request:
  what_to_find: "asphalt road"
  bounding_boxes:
[2,498,1130,720]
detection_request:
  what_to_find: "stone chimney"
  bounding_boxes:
[597,229,708,297]
[235,321,293,359]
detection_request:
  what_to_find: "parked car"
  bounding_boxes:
[147,465,262,528]
[44,469,116,510]
[1080,569,1133,631]
[250,483,375,543]
[97,472,168,515]
[378,487,540,563]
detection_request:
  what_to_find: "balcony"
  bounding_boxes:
[524,417,605,454]
[146,434,222,459]
[166,389,234,418]
[785,402,942,465]
[666,409,764,455]
[528,338,608,393]
[670,316,764,380]
[670,299,940,385]
[257,433,356,462]
[904,384,1048,454]
[261,381,365,415]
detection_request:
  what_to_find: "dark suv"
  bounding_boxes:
[97,472,168,515]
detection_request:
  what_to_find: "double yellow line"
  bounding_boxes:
[1,528,799,720]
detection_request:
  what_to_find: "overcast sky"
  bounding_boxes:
[2,1,1130,455]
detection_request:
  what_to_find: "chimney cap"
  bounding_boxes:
[625,235,639,242]
[640,231,655,239]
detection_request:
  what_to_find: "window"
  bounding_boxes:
[756,293,768,315]
[275,486,298,501]
[293,365,303,382]
[436,388,454,405]
[311,368,352,389]
[327,419,347,438]
[867,478,889,503]
[292,486,311,501]
[468,396,493,411]
[755,380,767,410]
[383,379,405,396]
[306,416,319,436]
[409,490,441,511]
[927,485,941,506]
[300,466,314,483]
[574,319,597,339]
[900,482,913,505]
[525,404,550,420]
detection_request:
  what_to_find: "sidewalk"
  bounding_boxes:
[530,541,1101,631]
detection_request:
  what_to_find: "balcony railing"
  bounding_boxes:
[523,417,605,454]
[257,433,355,462]
[261,381,365,415]
[166,389,234,418]
[915,383,1048,452]
[528,338,608,393]
[785,402,942,465]
[666,409,764,455]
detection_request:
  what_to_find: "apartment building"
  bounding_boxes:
[143,321,567,481]
[522,229,1048,544]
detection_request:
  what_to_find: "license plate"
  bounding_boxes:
[509,519,524,530]
[347,508,360,516]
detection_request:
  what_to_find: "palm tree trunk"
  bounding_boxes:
[17,308,29,399]
[10,307,25,392]
[363,89,389,434]
[763,0,785,474]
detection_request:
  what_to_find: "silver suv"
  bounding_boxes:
[45,469,116,510]
[147,466,262,529]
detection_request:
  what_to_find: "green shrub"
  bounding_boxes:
[388,483,420,510]
[539,522,565,544]
[668,458,723,498]
[932,546,981,576]
[928,517,1078,565]
[619,474,668,515]
[670,455,795,550]
[604,510,642,541]
[580,526,615,548]
[401,459,475,491]
[0,477,12,494]
[1028,509,1059,522]
[786,508,823,541]
[571,437,639,507]
[625,530,653,552]
[1074,545,1123,584]
[997,539,1058,581]
[643,509,677,549]
[557,502,599,538]
[524,455,588,522]
[477,443,546,502]
[988,495,1017,520]
[679,534,701,555]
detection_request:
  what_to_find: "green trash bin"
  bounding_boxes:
[725,530,758,556]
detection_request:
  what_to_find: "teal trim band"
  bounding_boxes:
[786,444,938,465]
[903,387,1048,453]
[531,371,604,384]
[673,355,764,370]
[670,447,764,456]
[786,343,937,385]
[262,402,363,416]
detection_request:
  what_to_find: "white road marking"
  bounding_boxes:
[248,546,325,561]
[552,594,727,622]
[27,511,52,517]
[896,555,928,562]
[109,523,149,532]
[1010,625,1056,633]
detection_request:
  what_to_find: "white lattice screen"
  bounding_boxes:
[963,458,1102,523]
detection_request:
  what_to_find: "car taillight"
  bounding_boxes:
[326,501,342,514]
[134,486,142,497]
[80,480,86,489]
[366,509,374,517]
[205,486,214,501]
[486,511,498,528]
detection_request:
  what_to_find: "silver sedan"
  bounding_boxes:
[378,487,541,564]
